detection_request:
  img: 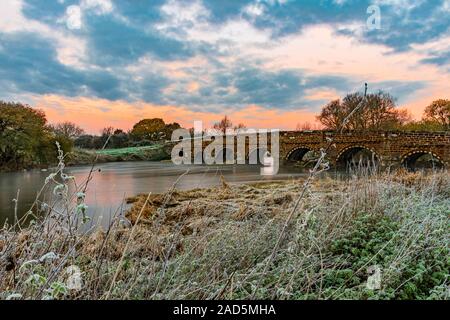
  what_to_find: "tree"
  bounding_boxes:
[110,129,130,149]
[423,99,450,130]
[0,101,71,169]
[317,91,407,130]
[101,126,115,137]
[234,123,246,132]
[50,121,85,139]
[93,126,114,148]
[316,100,346,130]
[74,135,95,149]
[212,116,246,133]
[393,108,412,126]
[130,118,166,141]
[213,116,233,134]
[296,122,312,131]
[163,122,181,140]
[401,120,445,132]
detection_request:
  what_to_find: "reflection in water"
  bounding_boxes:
[0,161,314,227]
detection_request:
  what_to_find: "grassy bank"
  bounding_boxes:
[67,145,169,166]
[0,145,169,172]
[0,162,448,300]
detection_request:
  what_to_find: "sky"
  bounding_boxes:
[0,0,449,133]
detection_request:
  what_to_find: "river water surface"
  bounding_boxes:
[0,161,325,227]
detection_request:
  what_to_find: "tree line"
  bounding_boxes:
[0,102,182,170]
[73,118,182,149]
[0,94,448,170]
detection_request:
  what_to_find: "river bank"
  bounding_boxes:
[1,170,448,300]
[0,145,171,173]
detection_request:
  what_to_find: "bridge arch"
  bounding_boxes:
[286,146,317,162]
[401,150,445,170]
[336,145,380,168]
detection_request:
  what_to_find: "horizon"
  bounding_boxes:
[1,0,449,134]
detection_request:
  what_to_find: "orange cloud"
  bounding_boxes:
[33,95,320,134]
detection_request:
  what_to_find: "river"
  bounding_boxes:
[0,161,333,227]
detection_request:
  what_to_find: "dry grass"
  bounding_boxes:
[0,165,448,300]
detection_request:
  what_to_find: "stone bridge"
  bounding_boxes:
[169,130,449,169]
[278,131,449,168]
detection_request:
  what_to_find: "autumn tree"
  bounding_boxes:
[423,99,450,130]
[163,122,181,139]
[0,101,71,169]
[130,118,182,142]
[130,118,166,141]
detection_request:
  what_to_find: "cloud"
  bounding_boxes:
[155,58,357,112]
[112,0,166,25]
[156,0,271,49]
[421,51,450,66]
[242,3,265,18]
[0,33,123,100]
[21,0,76,24]
[342,0,450,52]
[371,80,428,104]
[0,0,88,68]
[411,32,450,67]
[23,0,113,30]
[85,14,194,66]
[81,0,113,14]
[0,0,448,126]
[195,0,449,54]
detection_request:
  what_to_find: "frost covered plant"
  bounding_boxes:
[45,282,68,300]
[38,141,91,227]
[76,192,89,223]
[39,252,58,263]
[0,139,103,300]
[25,274,47,288]
[53,184,68,198]
[6,293,23,300]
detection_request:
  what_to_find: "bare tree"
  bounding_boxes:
[101,126,115,137]
[317,91,406,130]
[51,121,85,139]
[316,100,345,130]
[296,122,314,131]
[234,123,246,133]
[213,116,233,134]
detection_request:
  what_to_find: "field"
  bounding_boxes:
[67,145,169,166]
[0,157,448,299]
[96,145,163,157]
